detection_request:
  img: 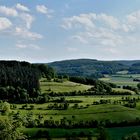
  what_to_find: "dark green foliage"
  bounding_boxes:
[37,64,55,79]
[129,63,140,74]
[48,59,129,78]
[97,127,110,140]
[0,61,40,94]
[0,61,56,103]
[123,86,138,94]
[137,83,140,90]
[49,59,140,77]
[122,133,140,140]
[0,119,26,140]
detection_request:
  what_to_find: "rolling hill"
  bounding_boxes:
[48,59,140,78]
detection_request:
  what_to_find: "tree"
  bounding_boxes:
[0,119,26,140]
[1,102,10,115]
[137,83,140,90]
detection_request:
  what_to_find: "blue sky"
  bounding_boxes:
[0,0,140,62]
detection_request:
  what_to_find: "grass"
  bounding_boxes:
[112,88,135,94]
[40,80,92,93]
[13,102,140,122]
[2,76,140,139]
[99,74,140,87]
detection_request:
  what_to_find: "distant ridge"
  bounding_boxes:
[48,59,140,78]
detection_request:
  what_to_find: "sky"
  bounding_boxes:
[0,0,140,62]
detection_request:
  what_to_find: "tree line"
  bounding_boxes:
[0,61,55,103]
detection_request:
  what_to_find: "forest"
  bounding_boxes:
[48,59,140,78]
[0,60,140,140]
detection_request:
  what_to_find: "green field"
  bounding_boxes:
[2,76,140,139]
[9,78,140,139]
[112,88,135,94]
[11,95,140,122]
[99,74,140,87]
[40,80,92,93]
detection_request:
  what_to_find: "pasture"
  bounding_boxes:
[10,95,140,122]
[1,76,140,139]
[40,80,92,93]
[99,74,140,87]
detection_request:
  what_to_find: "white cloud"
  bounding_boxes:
[62,12,135,49]
[15,27,43,40]
[0,17,12,30]
[126,10,140,31]
[0,6,18,17]
[16,3,30,12]
[0,5,33,29]
[62,13,96,30]
[19,13,34,29]
[36,5,54,17]
[16,43,40,49]
[71,35,88,44]
[36,5,48,14]
[62,12,131,32]
[97,13,120,30]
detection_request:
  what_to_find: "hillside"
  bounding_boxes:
[48,59,140,78]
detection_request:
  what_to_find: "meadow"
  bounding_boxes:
[40,79,92,93]
[1,76,140,139]
[99,74,140,87]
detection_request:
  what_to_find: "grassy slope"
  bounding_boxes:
[14,98,140,122]
[2,77,140,139]
[112,88,135,94]
[40,80,92,93]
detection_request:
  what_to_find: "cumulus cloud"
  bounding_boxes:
[16,3,30,12]
[19,13,34,29]
[62,13,96,30]
[97,14,120,30]
[62,11,140,49]
[0,17,12,30]
[0,5,34,29]
[15,27,43,40]
[62,13,124,31]
[126,10,140,31]
[36,5,54,17]
[0,6,18,17]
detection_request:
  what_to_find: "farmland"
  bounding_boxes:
[40,79,92,93]
[1,66,140,140]
[1,77,139,139]
[99,74,140,87]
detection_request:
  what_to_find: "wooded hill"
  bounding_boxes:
[0,61,55,103]
[48,59,140,78]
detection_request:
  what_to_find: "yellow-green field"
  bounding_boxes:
[40,80,92,93]
[7,95,140,122]
[1,77,140,140]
